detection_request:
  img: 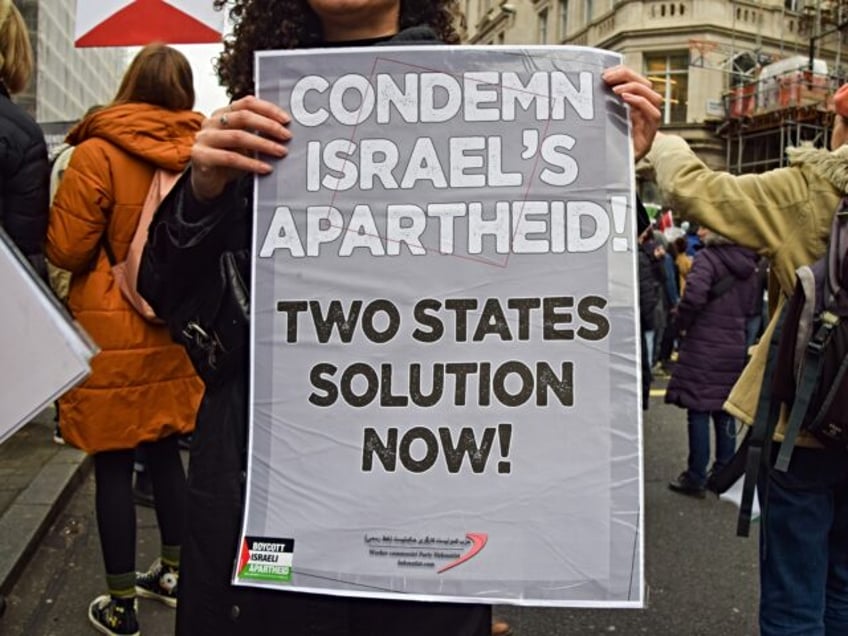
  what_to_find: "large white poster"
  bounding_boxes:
[240,46,644,607]
[0,230,96,444]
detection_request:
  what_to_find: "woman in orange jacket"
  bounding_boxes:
[46,44,204,636]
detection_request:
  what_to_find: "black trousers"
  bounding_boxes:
[93,435,187,575]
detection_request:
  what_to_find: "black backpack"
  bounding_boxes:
[709,198,848,536]
[771,200,848,461]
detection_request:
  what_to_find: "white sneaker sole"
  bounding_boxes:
[87,595,140,636]
[135,586,177,608]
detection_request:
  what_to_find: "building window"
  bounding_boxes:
[538,8,549,43]
[559,0,569,39]
[645,53,689,124]
[585,0,593,21]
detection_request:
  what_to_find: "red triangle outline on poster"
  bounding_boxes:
[76,0,221,47]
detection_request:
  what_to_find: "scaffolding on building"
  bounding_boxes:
[712,0,848,174]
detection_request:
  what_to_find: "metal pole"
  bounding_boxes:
[809,0,823,72]
[731,0,737,75]
[810,33,816,72]
[836,2,844,78]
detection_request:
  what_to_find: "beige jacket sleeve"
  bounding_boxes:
[645,134,842,434]
[644,134,835,296]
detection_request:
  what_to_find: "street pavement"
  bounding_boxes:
[0,384,759,635]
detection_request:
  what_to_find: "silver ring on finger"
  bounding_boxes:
[220,114,229,127]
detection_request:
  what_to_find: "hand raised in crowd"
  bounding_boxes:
[190,95,292,201]
[602,65,663,162]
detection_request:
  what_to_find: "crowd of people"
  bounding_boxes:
[1,0,847,634]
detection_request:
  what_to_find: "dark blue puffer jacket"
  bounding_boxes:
[666,241,760,411]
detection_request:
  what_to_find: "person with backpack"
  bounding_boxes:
[643,83,848,635]
[665,228,759,498]
[45,44,204,636]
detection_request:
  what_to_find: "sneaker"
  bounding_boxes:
[135,558,178,608]
[52,424,65,445]
[88,595,139,636]
[668,472,706,499]
[652,364,670,379]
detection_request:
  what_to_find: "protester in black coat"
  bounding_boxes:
[0,2,48,621]
[0,1,48,278]
[139,2,664,633]
[140,4,492,634]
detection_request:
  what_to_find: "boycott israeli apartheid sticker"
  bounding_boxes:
[238,537,294,584]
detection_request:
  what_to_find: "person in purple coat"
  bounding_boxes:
[666,228,760,498]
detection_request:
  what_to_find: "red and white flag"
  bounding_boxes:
[75,0,224,47]
[657,208,674,232]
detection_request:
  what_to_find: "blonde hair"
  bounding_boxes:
[0,2,33,94]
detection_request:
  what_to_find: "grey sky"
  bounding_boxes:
[175,43,228,115]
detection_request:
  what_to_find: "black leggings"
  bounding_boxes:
[93,435,186,575]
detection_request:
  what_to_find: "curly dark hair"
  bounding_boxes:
[211,0,464,100]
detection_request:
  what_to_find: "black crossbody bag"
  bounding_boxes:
[172,249,250,389]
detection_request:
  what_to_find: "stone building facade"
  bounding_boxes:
[461,0,847,174]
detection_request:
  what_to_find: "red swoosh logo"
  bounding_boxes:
[437,533,488,574]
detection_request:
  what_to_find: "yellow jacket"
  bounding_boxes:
[675,251,692,295]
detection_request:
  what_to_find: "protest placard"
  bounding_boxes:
[0,229,96,444]
[238,45,643,607]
